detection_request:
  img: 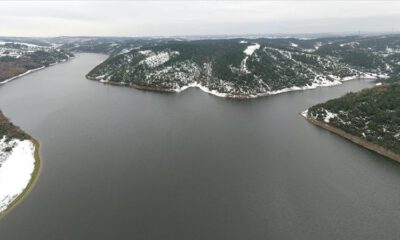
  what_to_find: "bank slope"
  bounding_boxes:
[86,35,400,98]
[303,81,400,162]
[0,111,40,218]
[0,41,73,84]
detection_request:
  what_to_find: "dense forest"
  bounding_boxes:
[0,111,29,144]
[307,80,400,154]
[85,34,400,97]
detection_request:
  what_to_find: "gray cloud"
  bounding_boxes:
[1,1,400,36]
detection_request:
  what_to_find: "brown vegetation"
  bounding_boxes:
[0,111,30,141]
[0,58,41,82]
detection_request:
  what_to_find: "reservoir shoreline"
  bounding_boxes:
[0,57,73,86]
[3,53,400,240]
[303,116,400,162]
[87,74,381,99]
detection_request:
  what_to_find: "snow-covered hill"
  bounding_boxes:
[0,41,73,84]
[86,35,400,98]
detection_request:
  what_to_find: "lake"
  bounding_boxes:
[0,53,400,239]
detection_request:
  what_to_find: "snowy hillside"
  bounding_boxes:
[0,41,73,83]
[86,35,400,98]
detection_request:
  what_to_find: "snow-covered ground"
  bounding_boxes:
[261,72,388,98]
[0,42,50,58]
[0,137,36,213]
[244,43,260,56]
[241,43,260,73]
[139,50,179,68]
[174,82,228,97]
[323,109,338,123]
[96,61,384,99]
[170,71,384,99]
[301,109,308,118]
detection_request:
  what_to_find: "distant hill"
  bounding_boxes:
[0,41,73,83]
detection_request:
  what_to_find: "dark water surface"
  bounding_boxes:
[0,53,399,240]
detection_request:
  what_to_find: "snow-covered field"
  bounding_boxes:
[0,137,36,213]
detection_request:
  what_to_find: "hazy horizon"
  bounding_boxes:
[2,30,400,39]
[2,1,400,37]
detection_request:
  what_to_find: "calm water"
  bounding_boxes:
[0,53,400,240]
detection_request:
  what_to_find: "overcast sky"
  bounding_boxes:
[1,1,400,37]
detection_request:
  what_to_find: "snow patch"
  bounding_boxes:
[340,42,359,48]
[138,50,152,56]
[244,43,260,56]
[241,43,260,73]
[173,82,228,97]
[301,109,309,118]
[323,109,338,123]
[0,137,36,213]
[314,42,322,50]
[140,51,179,68]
